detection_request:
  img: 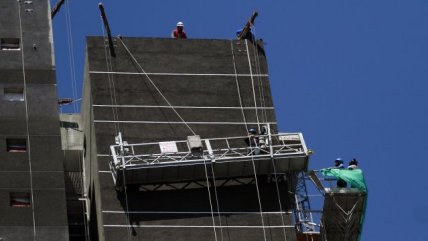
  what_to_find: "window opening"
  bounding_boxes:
[60,121,79,129]
[10,192,31,207]
[3,87,24,101]
[0,38,21,50]
[6,138,27,152]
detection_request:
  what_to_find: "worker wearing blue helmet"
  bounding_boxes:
[245,128,260,155]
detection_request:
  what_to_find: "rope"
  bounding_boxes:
[209,163,224,241]
[64,0,79,113]
[248,144,268,241]
[117,37,197,136]
[234,40,268,241]
[230,41,249,133]
[250,26,269,125]
[203,159,219,241]
[17,2,37,240]
[270,159,289,241]
[250,27,287,241]
[244,40,261,133]
[101,27,120,133]
[98,9,133,241]
[243,38,268,241]
[64,2,90,239]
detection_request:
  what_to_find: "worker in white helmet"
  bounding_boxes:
[171,21,187,39]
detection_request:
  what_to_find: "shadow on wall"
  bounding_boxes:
[115,175,294,236]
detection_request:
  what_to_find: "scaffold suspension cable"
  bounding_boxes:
[117,37,197,136]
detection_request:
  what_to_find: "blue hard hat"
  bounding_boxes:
[248,128,257,134]
[335,157,343,163]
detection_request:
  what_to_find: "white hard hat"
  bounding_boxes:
[177,22,184,27]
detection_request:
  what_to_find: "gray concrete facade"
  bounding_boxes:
[60,114,88,241]
[0,1,68,241]
[82,37,298,241]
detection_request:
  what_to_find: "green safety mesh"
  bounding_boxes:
[320,168,368,193]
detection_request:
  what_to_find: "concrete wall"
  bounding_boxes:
[86,37,276,152]
[83,37,296,241]
[0,1,68,240]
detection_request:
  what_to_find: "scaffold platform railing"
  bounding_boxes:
[109,131,310,186]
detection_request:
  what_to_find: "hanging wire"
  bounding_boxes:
[243,39,268,241]
[209,164,225,241]
[203,159,220,241]
[64,0,78,113]
[244,40,261,133]
[270,158,289,241]
[250,26,288,241]
[230,41,249,133]
[117,37,197,136]
[101,31,120,133]
[98,4,133,240]
[63,1,90,239]
[249,144,268,241]
[250,26,269,125]
[17,2,37,240]
[233,39,270,241]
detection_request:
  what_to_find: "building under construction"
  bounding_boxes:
[0,1,367,241]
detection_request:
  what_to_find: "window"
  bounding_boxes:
[6,138,27,152]
[0,38,21,50]
[3,87,24,101]
[10,192,31,207]
[60,121,79,129]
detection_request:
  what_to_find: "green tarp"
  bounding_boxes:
[320,167,368,241]
[320,168,368,193]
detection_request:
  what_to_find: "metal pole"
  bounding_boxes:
[98,2,116,57]
[51,0,66,19]
[117,132,126,168]
[267,124,274,158]
[237,11,258,40]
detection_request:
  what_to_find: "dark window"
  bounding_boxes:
[3,87,24,101]
[10,192,31,207]
[0,38,21,50]
[6,138,27,152]
[60,121,79,129]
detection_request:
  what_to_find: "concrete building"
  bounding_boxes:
[0,0,69,240]
[60,113,88,241]
[80,36,310,241]
[1,2,366,240]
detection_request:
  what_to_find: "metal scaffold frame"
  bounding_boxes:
[294,172,320,235]
[292,170,367,241]
[108,125,309,186]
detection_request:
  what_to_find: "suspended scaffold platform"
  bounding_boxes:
[109,129,310,187]
[306,170,368,241]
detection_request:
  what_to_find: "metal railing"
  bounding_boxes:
[294,170,354,235]
[110,132,308,171]
[294,172,322,234]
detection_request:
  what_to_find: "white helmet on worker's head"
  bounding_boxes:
[177,21,184,27]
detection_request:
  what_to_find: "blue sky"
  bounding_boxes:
[51,1,428,240]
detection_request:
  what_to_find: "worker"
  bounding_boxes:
[245,128,260,155]
[334,158,345,169]
[258,126,268,154]
[348,158,359,169]
[334,158,347,188]
[236,27,254,40]
[321,157,367,193]
[171,21,187,39]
